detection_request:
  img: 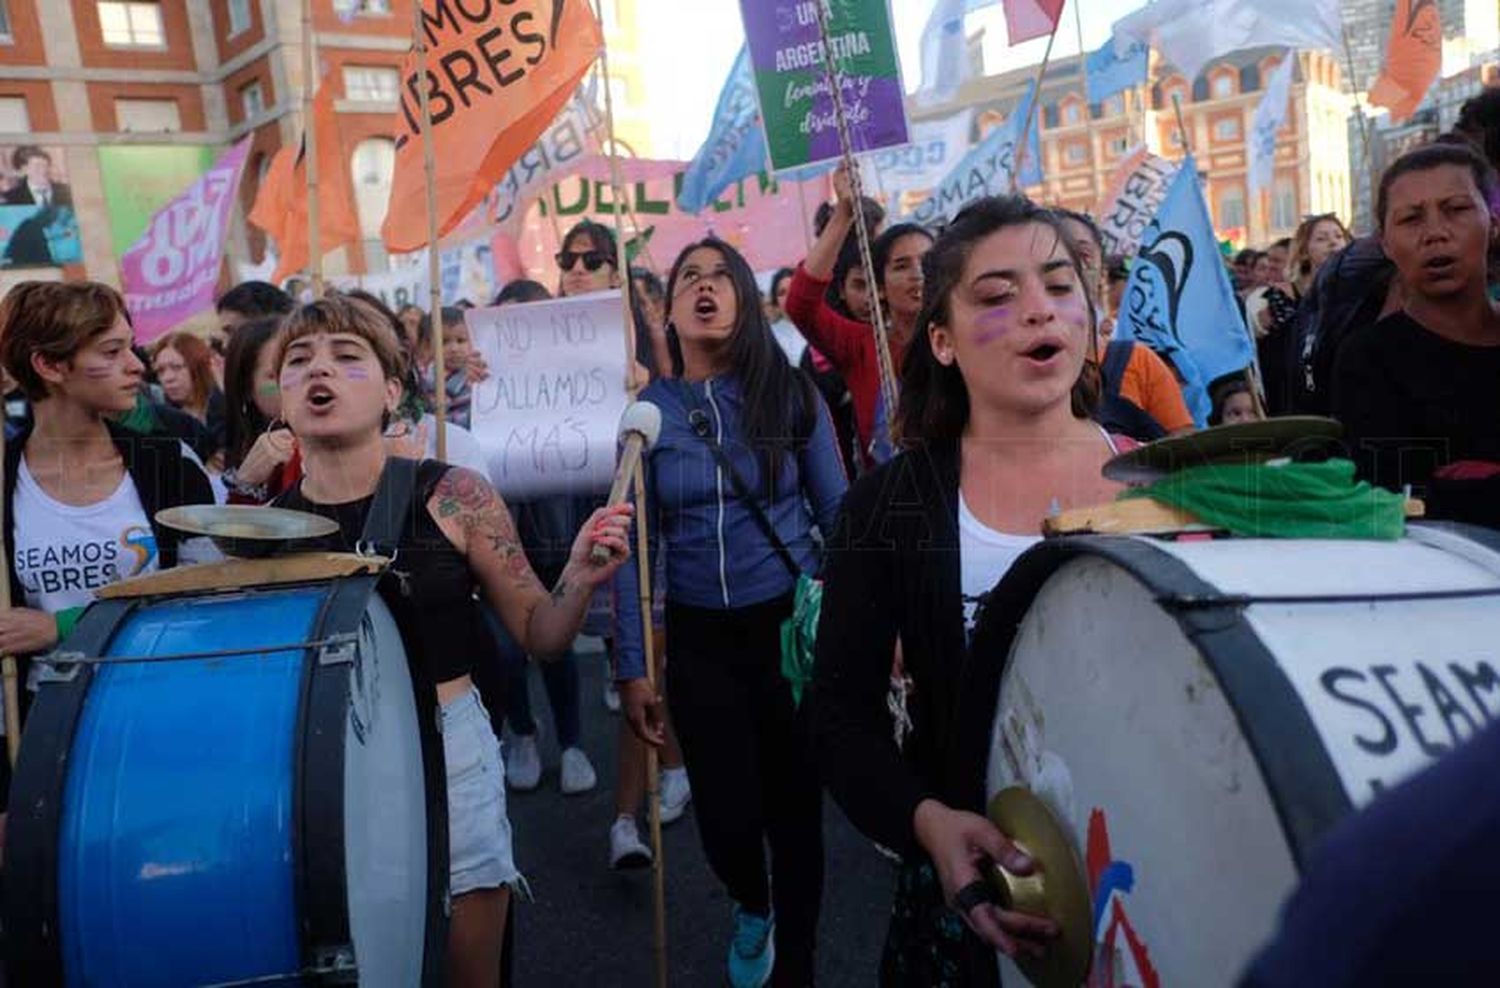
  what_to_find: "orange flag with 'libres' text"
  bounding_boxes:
[1367,0,1441,123]
[247,80,362,283]
[381,0,603,253]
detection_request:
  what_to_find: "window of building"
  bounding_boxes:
[1212,74,1236,99]
[1213,116,1241,141]
[334,0,392,16]
[1108,135,1129,156]
[115,97,181,133]
[1065,142,1088,165]
[226,0,250,37]
[1102,95,1125,118]
[1272,176,1298,230]
[1062,101,1082,125]
[0,96,28,132]
[1218,184,1247,230]
[0,1,13,40]
[97,1,165,48]
[240,80,265,119]
[343,65,400,103]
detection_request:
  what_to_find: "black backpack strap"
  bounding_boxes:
[1101,339,1134,397]
[359,456,423,558]
[675,382,803,582]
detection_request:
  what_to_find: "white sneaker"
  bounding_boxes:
[505,733,541,791]
[559,746,598,794]
[608,815,653,870]
[659,766,692,825]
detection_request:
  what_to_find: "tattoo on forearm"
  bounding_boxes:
[434,468,544,594]
[550,580,570,603]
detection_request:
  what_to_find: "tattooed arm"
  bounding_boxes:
[427,467,634,659]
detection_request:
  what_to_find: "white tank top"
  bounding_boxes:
[12,455,160,615]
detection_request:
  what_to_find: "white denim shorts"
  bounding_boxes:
[440,687,523,897]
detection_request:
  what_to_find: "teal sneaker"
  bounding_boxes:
[727,905,775,988]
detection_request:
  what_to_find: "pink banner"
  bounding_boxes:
[501,163,830,283]
[122,137,251,343]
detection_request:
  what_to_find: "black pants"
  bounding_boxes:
[666,595,824,985]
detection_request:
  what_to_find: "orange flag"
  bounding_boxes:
[247,80,361,282]
[381,0,603,253]
[1367,0,1441,123]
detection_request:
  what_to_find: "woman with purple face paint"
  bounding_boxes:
[813,197,1132,986]
[271,295,634,986]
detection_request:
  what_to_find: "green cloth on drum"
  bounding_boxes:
[779,574,822,708]
[1119,459,1407,540]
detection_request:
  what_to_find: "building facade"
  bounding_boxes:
[0,0,446,291]
[911,46,1354,249]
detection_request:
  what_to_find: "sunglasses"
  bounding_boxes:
[556,249,612,272]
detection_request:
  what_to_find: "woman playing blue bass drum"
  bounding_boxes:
[616,238,848,988]
[270,295,633,987]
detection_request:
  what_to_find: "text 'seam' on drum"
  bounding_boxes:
[970,523,1500,986]
[4,567,447,988]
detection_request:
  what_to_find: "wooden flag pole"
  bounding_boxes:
[595,4,667,986]
[812,0,898,449]
[1171,92,1194,157]
[301,0,322,296]
[1010,23,1060,194]
[0,420,18,768]
[413,0,447,462]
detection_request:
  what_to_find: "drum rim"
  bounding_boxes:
[961,535,1353,871]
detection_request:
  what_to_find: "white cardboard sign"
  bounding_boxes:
[466,292,629,500]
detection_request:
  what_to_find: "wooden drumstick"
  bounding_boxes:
[591,401,662,565]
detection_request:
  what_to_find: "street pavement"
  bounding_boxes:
[506,643,896,986]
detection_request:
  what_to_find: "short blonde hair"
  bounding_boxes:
[274,294,407,381]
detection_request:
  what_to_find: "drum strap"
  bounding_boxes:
[360,456,422,559]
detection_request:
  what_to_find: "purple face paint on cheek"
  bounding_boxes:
[82,364,113,380]
[280,368,306,390]
[343,366,371,381]
[974,307,1015,345]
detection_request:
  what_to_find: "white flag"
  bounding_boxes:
[1112,0,1340,84]
[916,0,997,106]
[1249,53,1297,195]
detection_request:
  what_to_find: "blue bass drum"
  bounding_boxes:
[4,570,447,987]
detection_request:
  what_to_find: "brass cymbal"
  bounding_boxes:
[1102,416,1345,484]
[156,505,339,559]
[985,787,1094,988]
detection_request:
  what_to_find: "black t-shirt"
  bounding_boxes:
[276,461,491,685]
[1332,311,1500,526]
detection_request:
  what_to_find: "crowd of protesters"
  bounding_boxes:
[0,82,1497,988]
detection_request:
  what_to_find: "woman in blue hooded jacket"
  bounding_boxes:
[615,237,848,987]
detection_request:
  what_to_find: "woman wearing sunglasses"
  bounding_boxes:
[556,220,620,298]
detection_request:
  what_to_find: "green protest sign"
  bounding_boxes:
[98,145,219,256]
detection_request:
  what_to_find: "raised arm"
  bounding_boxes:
[805,162,855,282]
[428,467,632,659]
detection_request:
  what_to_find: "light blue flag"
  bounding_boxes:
[1085,37,1148,105]
[677,46,832,214]
[906,81,1040,226]
[677,47,767,214]
[1113,156,1254,427]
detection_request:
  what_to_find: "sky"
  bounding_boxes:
[636,0,1151,160]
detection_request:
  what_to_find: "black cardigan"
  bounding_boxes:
[2,418,216,809]
[813,439,1007,856]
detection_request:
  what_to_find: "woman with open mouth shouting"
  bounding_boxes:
[271,294,633,987]
[615,238,848,988]
[814,196,1132,986]
[786,162,934,470]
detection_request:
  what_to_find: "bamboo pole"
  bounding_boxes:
[1171,92,1194,157]
[1010,24,1059,195]
[413,0,447,462]
[811,0,897,451]
[595,3,666,985]
[301,0,322,296]
[0,419,17,768]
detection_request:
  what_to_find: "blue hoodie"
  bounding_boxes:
[612,373,848,681]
